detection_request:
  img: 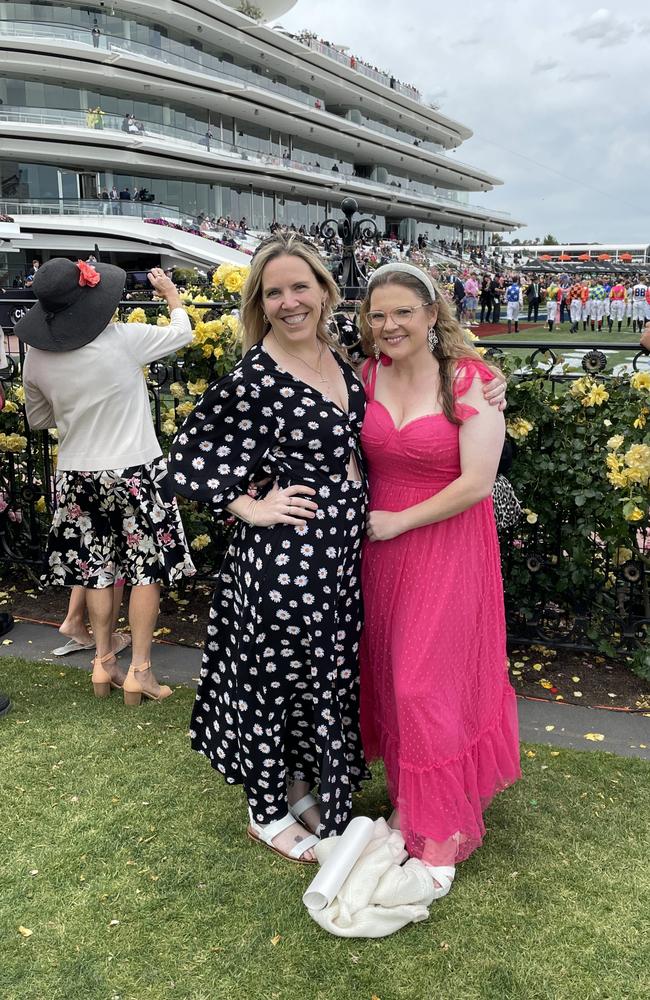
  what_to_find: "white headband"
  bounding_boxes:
[367,262,436,302]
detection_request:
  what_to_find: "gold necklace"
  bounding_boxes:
[272,331,329,383]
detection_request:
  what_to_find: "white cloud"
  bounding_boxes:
[569,7,628,47]
[532,59,560,73]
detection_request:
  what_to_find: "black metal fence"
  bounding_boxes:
[1,301,648,654]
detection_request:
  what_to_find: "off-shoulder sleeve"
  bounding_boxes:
[452,358,495,421]
[168,365,279,513]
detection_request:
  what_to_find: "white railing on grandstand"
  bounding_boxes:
[297,35,422,102]
[0,197,195,225]
[0,20,324,111]
[0,107,512,222]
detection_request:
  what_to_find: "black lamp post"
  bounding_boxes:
[320,197,379,300]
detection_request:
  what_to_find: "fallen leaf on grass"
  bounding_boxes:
[18,926,33,938]
[109,919,120,927]
[525,750,536,758]
[270,934,281,946]
[28,869,38,877]
[540,679,552,689]
[571,676,580,683]
[545,725,555,732]
[584,733,605,742]
[573,691,583,698]
[532,663,542,672]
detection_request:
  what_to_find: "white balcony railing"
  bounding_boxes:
[0,107,512,222]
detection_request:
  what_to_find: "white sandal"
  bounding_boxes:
[425,865,456,900]
[246,810,319,865]
[288,793,321,832]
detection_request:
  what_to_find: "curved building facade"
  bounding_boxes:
[0,1,521,243]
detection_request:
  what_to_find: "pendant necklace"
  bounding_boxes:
[273,331,329,383]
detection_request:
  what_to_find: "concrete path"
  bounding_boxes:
[3,619,649,762]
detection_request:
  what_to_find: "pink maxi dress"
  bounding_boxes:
[359,356,521,867]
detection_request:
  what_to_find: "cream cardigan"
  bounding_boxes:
[23,308,192,472]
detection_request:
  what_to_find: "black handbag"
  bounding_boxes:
[492,474,523,532]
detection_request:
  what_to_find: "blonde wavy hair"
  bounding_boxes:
[241,233,342,354]
[359,268,491,425]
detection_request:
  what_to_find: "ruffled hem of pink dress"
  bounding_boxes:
[364,682,521,866]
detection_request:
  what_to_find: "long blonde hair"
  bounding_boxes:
[241,233,342,354]
[359,269,490,425]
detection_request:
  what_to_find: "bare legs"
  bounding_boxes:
[59,584,125,647]
[123,583,172,703]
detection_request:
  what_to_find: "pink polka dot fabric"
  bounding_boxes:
[360,357,521,866]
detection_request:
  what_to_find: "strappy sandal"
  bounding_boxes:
[288,793,321,834]
[247,811,319,865]
[425,865,456,901]
[91,650,126,699]
[123,662,173,706]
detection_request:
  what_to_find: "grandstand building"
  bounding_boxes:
[0,0,521,280]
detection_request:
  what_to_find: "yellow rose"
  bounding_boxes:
[606,453,621,472]
[190,533,211,551]
[213,345,224,359]
[624,443,650,472]
[215,262,236,283]
[607,470,628,488]
[126,308,147,323]
[1,400,17,413]
[157,315,171,327]
[224,314,240,334]
[13,386,25,404]
[169,382,186,400]
[224,271,244,294]
[175,401,195,420]
[522,508,538,524]
[630,371,650,391]
[569,376,592,398]
[506,417,534,441]
[187,378,208,396]
[0,433,28,453]
[614,546,633,566]
[625,506,645,523]
[34,497,47,513]
[161,420,177,436]
[581,385,609,407]
[606,434,624,451]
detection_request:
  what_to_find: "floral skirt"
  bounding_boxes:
[45,458,196,589]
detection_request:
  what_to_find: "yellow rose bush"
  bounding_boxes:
[494,349,649,675]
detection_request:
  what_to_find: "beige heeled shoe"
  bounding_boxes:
[91,650,126,698]
[123,662,173,706]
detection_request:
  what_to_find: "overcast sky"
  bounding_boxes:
[276,1,648,243]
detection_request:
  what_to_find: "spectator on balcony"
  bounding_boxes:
[121,113,131,133]
[24,259,41,288]
[91,20,101,49]
[331,162,339,173]
[119,187,131,201]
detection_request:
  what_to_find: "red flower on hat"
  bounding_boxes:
[76,260,101,287]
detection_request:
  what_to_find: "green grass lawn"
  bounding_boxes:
[1,656,649,1000]
[478,322,647,373]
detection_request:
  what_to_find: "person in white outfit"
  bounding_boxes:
[18,259,195,706]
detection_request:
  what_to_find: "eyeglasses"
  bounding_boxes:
[366,304,428,328]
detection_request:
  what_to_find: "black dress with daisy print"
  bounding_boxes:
[169,342,370,835]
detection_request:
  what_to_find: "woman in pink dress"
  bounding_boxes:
[359,263,520,900]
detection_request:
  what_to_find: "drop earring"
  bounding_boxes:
[427,325,439,352]
[373,341,381,360]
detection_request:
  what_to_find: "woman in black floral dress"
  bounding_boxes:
[170,234,369,863]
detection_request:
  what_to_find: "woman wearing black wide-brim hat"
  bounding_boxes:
[16,258,196,705]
